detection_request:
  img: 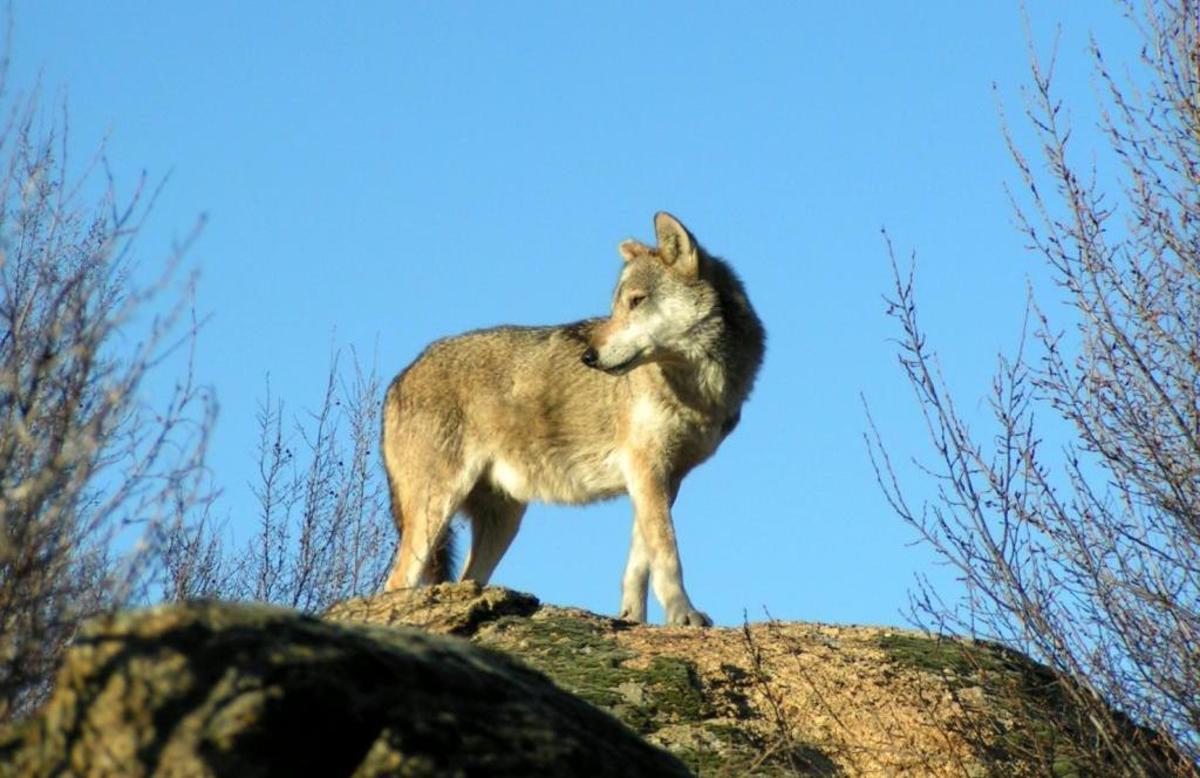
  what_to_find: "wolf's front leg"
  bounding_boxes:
[619,521,650,622]
[623,456,711,627]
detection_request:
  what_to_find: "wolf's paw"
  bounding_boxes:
[618,605,647,623]
[666,607,712,627]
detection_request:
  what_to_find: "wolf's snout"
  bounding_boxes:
[581,347,599,368]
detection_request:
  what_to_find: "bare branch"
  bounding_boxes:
[869,3,1200,771]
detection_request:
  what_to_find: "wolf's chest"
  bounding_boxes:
[628,395,726,459]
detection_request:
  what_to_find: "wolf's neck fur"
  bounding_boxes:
[658,255,765,421]
[658,350,727,415]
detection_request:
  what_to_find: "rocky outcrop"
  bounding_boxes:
[329,583,1147,776]
[0,600,689,777]
[3,583,1165,776]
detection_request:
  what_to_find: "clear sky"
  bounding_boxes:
[15,3,1140,627]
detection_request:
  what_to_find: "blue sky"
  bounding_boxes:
[15,3,1139,627]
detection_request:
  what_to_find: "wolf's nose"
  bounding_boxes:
[581,348,598,367]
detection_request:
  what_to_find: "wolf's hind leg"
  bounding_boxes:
[460,483,525,584]
[384,485,466,591]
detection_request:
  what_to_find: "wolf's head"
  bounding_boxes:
[582,212,722,376]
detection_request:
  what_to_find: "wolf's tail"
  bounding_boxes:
[428,527,456,583]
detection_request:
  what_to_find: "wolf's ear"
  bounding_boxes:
[654,211,699,278]
[618,239,653,263]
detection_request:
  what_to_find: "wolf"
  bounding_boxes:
[380,212,765,626]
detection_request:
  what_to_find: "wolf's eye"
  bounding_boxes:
[628,294,647,310]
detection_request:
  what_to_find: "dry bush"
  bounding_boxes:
[162,351,394,613]
[0,29,390,725]
[0,85,213,719]
[868,2,1198,773]
[240,352,393,611]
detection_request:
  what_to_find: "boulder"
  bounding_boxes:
[0,600,689,777]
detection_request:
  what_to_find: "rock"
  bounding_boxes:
[3,584,1176,777]
[0,600,690,777]
[327,583,1177,777]
[325,580,539,636]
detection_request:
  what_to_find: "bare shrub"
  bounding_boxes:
[0,28,385,724]
[868,2,1198,773]
[0,89,213,719]
[242,352,393,611]
[163,352,393,612]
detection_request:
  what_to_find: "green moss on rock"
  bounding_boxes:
[480,613,710,735]
[877,633,1005,681]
